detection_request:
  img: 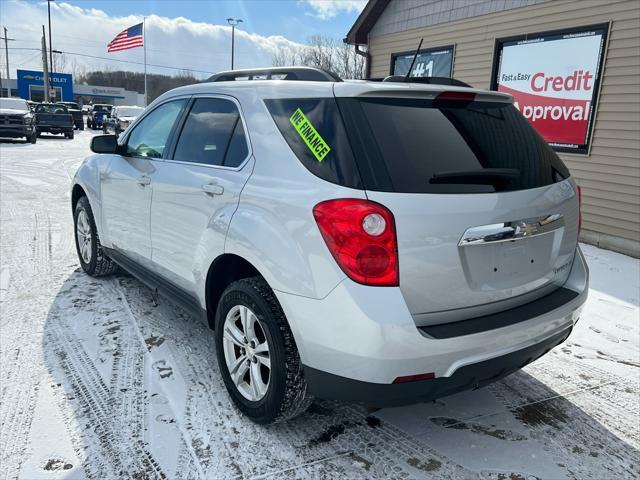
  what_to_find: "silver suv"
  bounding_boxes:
[71,67,588,424]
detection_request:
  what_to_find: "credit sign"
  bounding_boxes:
[493,25,608,154]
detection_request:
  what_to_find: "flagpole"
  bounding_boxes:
[143,17,147,107]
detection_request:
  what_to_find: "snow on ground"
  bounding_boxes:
[0,131,638,480]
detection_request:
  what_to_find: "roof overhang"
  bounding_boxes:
[344,0,390,45]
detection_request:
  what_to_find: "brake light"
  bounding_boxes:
[313,199,399,286]
[435,91,475,102]
[576,185,583,236]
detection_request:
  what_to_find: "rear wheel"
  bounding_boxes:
[74,196,118,276]
[215,277,312,424]
[66,131,74,139]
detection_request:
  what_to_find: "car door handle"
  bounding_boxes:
[136,176,151,186]
[202,182,224,195]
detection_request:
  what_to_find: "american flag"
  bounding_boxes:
[107,23,143,52]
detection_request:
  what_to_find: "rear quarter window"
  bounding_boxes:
[264,98,362,189]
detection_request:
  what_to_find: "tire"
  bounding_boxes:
[79,123,84,131]
[67,131,74,140]
[74,196,118,277]
[36,130,42,138]
[87,118,91,129]
[215,277,312,424]
[28,132,37,144]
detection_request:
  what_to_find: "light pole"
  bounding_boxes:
[47,0,54,72]
[226,18,242,70]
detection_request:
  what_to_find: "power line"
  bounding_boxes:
[7,47,215,75]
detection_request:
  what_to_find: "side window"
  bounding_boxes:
[173,98,249,167]
[126,99,186,158]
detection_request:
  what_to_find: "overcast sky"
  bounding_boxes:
[2,0,366,79]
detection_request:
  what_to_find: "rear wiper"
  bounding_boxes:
[429,168,520,185]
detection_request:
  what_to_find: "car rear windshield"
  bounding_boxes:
[36,104,68,114]
[339,97,570,194]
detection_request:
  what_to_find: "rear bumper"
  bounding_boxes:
[275,246,588,395]
[37,125,73,133]
[304,326,572,406]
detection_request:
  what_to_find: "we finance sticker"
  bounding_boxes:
[289,108,331,162]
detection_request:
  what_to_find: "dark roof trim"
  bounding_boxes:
[344,0,390,45]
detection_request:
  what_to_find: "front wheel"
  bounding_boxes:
[215,277,312,424]
[74,196,118,276]
[27,132,37,144]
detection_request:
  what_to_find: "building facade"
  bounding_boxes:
[347,0,640,257]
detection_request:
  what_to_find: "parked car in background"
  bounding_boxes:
[71,67,588,424]
[27,100,39,113]
[34,103,74,139]
[57,101,85,130]
[86,104,113,130]
[103,105,144,134]
[0,97,36,143]
[81,105,91,115]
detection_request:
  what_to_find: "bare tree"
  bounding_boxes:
[272,35,366,79]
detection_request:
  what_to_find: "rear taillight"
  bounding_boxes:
[313,199,399,287]
[576,185,583,236]
[435,91,475,102]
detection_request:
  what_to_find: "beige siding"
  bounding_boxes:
[368,0,640,256]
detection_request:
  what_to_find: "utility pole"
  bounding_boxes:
[42,25,50,103]
[1,27,15,97]
[47,0,54,72]
[226,18,242,70]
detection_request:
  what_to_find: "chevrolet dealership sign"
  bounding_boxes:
[17,69,74,101]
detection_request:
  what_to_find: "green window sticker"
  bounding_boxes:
[289,108,331,162]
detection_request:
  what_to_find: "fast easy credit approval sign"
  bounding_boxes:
[494,26,608,154]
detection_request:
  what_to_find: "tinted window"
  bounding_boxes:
[173,98,248,167]
[347,98,569,193]
[264,98,361,189]
[126,100,186,158]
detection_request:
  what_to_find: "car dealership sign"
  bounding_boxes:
[494,25,608,154]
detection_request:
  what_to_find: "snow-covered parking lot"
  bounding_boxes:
[1,131,638,480]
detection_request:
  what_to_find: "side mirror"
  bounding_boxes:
[90,134,119,154]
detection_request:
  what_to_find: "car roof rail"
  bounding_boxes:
[380,75,471,88]
[205,66,343,83]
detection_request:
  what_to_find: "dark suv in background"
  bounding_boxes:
[57,101,84,130]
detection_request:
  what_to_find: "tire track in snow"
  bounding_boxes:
[117,275,476,479]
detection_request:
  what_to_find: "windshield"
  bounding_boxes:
[0,98,29,112]
[93,105,113,112]
[36,104,68,114]
[340,97,570,194]
[118,107,143,117]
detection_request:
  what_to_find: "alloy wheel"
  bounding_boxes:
[76,210,92,264]
[222,305,271,401]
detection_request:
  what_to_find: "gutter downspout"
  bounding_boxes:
[355,44,370,80]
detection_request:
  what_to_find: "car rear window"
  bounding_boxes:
[264,98,362,189]
[340,97,570,194]
[36,104,68,114]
